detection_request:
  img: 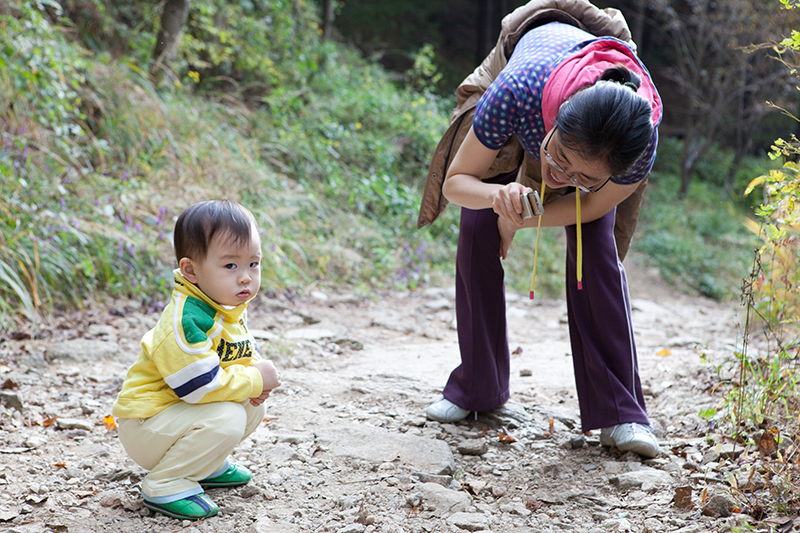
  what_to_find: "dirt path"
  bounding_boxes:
[0,258,785,533]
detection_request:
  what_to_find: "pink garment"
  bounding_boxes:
[541,40,663,132]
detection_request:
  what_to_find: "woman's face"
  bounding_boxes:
[540,128,611,192]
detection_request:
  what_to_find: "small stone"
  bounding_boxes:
[673,486,693,510]
[736,469,766,492]
[642,518,664,532]
[0,391,24,411]
[566,435,586,449]
[457,439,488,456]
[609,469,672,491]
[24,436,47,448]
[56,418,93,431]
[702,487,738,518]
[447,512,488,531]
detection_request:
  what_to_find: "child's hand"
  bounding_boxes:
[249,389,272,406]
[252,359,281,392]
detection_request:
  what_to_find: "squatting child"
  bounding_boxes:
[112,199,281,520]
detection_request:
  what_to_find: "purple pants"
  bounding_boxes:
[442,179,649,432]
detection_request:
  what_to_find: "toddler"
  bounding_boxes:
[113,199,281,520]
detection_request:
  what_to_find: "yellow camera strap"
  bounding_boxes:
[529,181,546,299]
[529,185,584,298]
[576,190,583,290]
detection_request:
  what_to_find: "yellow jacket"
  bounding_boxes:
[113,270,264,419]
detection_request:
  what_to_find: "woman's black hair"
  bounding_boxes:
[554,64,654,177]
[174,199,256,264]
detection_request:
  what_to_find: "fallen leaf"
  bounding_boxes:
[549,419,555,434]
[498,431,516,443]
[759,431,778,456]
[657,349,672,356]
[671,446,688,458]
[526,500,543,512]
[1,379,17,390]
[103,415,117,431]
[42,416,58,427]
[54,462,66,468]
[261,417,276,425]
[673,487,694,509]
[512,346,523,355]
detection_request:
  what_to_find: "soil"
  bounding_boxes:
[0,255,795,533]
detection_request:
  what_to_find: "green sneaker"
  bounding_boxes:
[199,463,253,488]
[143,493,218,520]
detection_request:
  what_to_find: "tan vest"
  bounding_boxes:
[416,0,648,259]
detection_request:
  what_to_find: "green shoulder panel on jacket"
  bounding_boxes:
[181,296,218,344]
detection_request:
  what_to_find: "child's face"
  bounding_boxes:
[180,224,262,307]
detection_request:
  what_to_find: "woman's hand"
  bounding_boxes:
[498,216,518,260]
[491,182,532,228]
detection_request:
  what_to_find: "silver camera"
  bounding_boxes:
[521,190,544,219]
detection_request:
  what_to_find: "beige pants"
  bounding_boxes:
[118,400,265,502]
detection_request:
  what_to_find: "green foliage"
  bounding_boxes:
[0,1,88,137]
[637,145,758,299]
[698,6,800,506]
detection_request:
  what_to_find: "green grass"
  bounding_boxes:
[0,0,776,327]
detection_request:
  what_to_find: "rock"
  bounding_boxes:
[336,525,364,533]
[284,324,347,341]
[0,391,23,411]
[264,444,301,465]
[718,443,744,460]
[480,401,533,428]
[700,449,719,465]
[672,486,694,510]
[566,435,587,449]
[250,329,277,341]
[499,501,531,516]
[0,507,18,521]
[87,324,116,339]
[424,298,452,310]
[457,439,488,456]
[702,486,739,518]
[56,418,94,431]
[446,512,488,531]
[609,469,672,491]
[411,473,452,486]
[44,339,120,363]
[310,290,328,301]
[315,424,455,475]
[736,469,766,491]
[249,516,302,533]
[419,482,471,513]
[642,517,665,532]
[24,436,47,448]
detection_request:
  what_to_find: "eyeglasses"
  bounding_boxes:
[543,129,610,194]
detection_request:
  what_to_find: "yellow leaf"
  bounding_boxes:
[743,217,762,236]
[103,415,117,431]
[744,176,766,196]
[657,349,672,356]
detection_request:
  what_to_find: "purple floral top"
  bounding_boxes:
[472,22,660,185]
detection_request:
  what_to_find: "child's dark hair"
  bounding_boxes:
[174,200,256,263]
[555,65,654,177]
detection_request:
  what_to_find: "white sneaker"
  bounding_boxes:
[600,423,660,458]
[425,397,470,423]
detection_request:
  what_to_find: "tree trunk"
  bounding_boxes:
[477,0,491,64]
[151,0,190,78]
[322,0,335,41]
[630,0,646,49]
